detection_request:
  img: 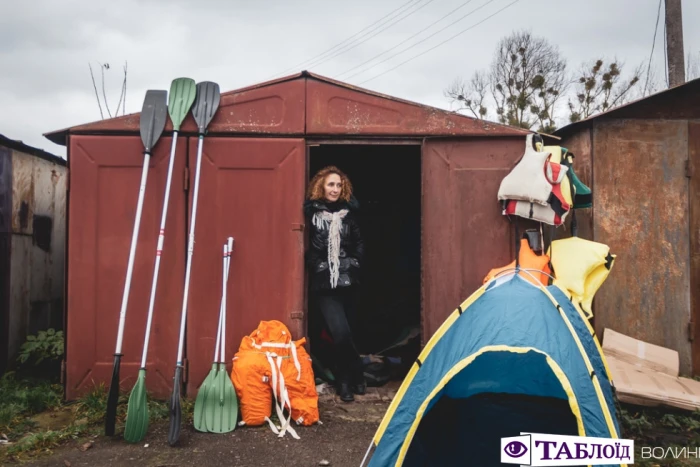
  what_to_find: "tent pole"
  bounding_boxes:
[359,441,373,467]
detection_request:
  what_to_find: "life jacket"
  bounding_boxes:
[500,137,572,226]
[483,239,552,286]
[547,237,616,317]
[560,149,593,209]
[497,133,554,206]
[230,320,319,439]
[542,145,573,210]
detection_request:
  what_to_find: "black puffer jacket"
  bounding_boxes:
[303,196,364,291]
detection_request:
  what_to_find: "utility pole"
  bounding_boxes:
[664,0,685,87]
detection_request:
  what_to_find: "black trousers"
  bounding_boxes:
[313,286,364,385]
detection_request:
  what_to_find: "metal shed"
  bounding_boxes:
[0,133,67,375]
[45,71,532,400]
[553,77,700,377]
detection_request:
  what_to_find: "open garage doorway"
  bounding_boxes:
[307,143,422,386]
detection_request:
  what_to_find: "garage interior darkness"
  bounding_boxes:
[308,143,422,383]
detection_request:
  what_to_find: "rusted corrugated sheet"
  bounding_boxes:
[10,235,31,359]
[65,135,186,400]
[0,147,11,373]
[1,147,67,372]
[185,137,306,397]
[555,77,700,138]
[26,155,66,333]
[689,122,700,376]
[421,137,525,342]
[592,119,692,375]
[306,78,528,137]
[11,150,33,235]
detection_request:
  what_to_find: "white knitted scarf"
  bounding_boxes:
[312,209,349,288]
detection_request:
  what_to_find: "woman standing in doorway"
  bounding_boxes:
[304,166,366,402]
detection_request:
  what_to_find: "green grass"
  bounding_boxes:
[0,372,62,438]
[0,372,194,464]
[621,404,700,466]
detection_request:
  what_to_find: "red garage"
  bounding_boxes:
[45,71,531,400]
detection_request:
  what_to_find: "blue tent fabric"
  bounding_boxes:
[548,284,621,436]
[368,275,622,467]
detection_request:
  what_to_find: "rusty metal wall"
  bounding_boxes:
[5,150,67,367]
[28,155,66,334]
[421,137,525,342]
[65,135,186,400]
[49,75,528,144]
[306,79,528,137]
[184,137,306,397]
[10,151,36,358]
[0,147,10,373]
[689,122,700,376]
[58,79,307,139]
[592,119,692,375]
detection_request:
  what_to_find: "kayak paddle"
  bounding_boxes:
[205,236,238,433]
[105,89,168,437]
[193,242,227,432]
[168,81,221,446]
[123,78,196,443]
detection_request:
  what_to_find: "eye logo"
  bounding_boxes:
[503,441,528,458]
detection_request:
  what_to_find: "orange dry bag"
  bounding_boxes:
[231,320,319,439]
[483,238,551,286]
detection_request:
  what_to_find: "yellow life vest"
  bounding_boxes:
[547,237,616,317]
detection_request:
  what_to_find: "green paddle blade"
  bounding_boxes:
[204,368,238,433]
[193,363,219,432]
[123,369,149,443]
[168,78,196,132]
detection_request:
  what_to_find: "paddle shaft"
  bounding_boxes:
[212,246,226,364]
[140,131,179,368]
[115,150,151,354]
[213,240,233,364]
[175,133,205,365]
[221,240,232,364]
[106,149,150,437]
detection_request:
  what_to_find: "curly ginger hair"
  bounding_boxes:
[306,166,353,202]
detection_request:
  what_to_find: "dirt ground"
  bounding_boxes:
[17,387,394,467]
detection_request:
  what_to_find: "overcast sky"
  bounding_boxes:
[2,0,699,158]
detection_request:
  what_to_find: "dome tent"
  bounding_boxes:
[361,272,625,467]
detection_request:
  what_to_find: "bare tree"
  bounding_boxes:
[489,30,568,133]
[89,61,128,119]
[445,30,568,133]
[567,58,641,123]
[444,71,490,120]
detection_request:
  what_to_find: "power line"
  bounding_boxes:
[301,0,436,73]
[342,0,495,81]
[643,0,662,95]
[357,0,523,85]
[266,0,421,80]
[334,0,476,80]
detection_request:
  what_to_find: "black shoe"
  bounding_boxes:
[352,380,367,395]
[338,382,354,402]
